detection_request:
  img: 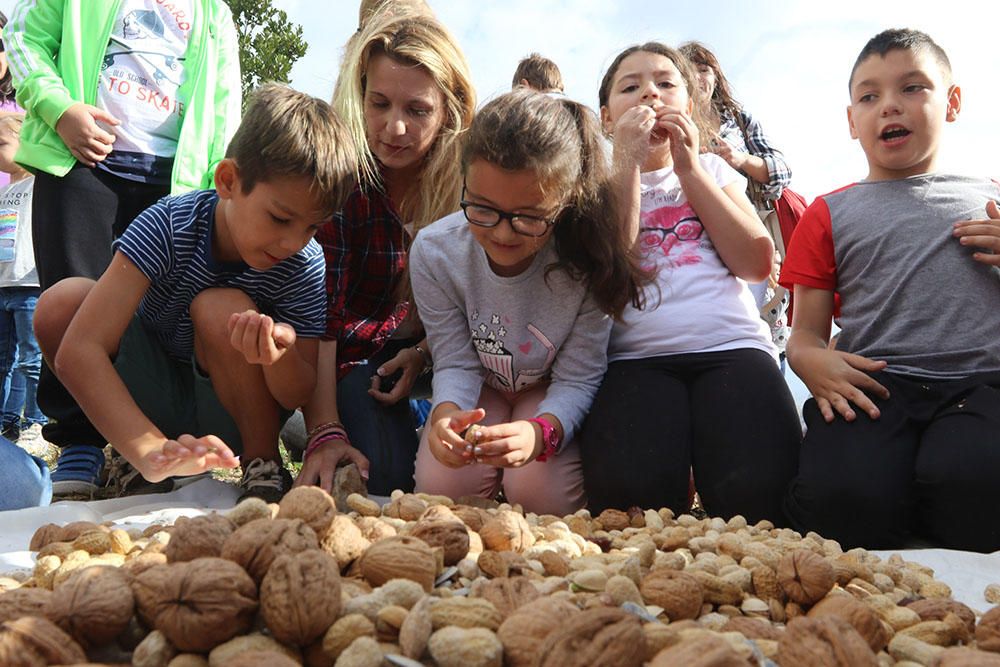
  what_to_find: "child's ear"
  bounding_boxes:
[945,84,961,122]
[685,96,694,117]
[599,106,613,136]
[214,158,240,199]
[846,105,858,140]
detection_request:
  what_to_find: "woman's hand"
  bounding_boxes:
[369,347,424,406]
[428,407,485,468]
[294,438,370,494]
[466,420,542,468]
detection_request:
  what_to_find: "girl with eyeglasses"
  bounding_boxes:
[409,89,646,515]
[579,42,801,523]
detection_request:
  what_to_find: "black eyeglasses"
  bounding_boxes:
[459,186,558,238]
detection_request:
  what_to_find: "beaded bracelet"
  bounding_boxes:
[303,431,349,462]
[305,420,346,442]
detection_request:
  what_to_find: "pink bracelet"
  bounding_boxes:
[303,431,349,461]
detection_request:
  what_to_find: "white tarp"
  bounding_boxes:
[0,479,996,613]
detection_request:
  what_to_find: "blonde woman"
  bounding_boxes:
[295,9,475,495]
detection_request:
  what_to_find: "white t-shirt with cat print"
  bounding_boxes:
[608,153,776,362]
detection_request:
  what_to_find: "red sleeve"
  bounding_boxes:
[316,215,352,342]
[779,196,837,291]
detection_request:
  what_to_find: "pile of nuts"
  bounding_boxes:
[1,480,999,666]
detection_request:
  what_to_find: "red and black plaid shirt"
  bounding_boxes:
[317,185,410,379]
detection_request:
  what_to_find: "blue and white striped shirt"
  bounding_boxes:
[114,189,327,361]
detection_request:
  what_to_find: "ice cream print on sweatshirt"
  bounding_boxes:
[471,310,556,393]
[97,0,193,178]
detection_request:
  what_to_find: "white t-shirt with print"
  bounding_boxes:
[0,177,38,288]
[608,153,776,362]
[96,0,193,181]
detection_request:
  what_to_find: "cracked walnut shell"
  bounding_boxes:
[132,557,258,653]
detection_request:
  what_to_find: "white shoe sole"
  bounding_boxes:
[51,479,99,496]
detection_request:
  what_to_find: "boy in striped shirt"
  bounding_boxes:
[33,85,357,501]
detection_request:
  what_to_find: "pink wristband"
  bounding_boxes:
[303,431,348,461]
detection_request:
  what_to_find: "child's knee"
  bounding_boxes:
[33,278,95,353]
[190,288,255,343]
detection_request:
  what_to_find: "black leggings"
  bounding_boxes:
[580,348,801,523]
[33,165,169,449]
[785,371,1000,552]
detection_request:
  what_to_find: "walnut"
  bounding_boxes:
[164,514,234,563]
[0,616,87,666]
[977,606,1000,652]
[477,551,509,579]
[409,517,470,566]
[648,632,753,666]
[478,511,534,553]
[427,626,503,667]
[497,596,580,667]
[640,569,704,621]
[220,517,319,583]
[261,549,341,646]
[331,462,368,512]
[776,615,879,666]
[132,557,258,652]
[28,523,62,552]
[46,565,134,648]
[358,536,437,592]
[905,598,977,636]
[535,607,645,666]
[778,550,836,606]
[806,594,889,653]
[596,509,631,532]
[452,505,490,532]
[0,588,51,624]
[321,515,371,570]
[474,576,540,619]
[277,486,338,537]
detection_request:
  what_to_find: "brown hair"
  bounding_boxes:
[679,41,741,125]
[598,41,715,142]
[463,90,647,319]
[225,83,358,216]
[511,53,564,92]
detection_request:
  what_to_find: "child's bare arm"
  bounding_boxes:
[226,311,318,409]
[55,252,238,481]
[953,200,1000,266]
[786,285,890,423]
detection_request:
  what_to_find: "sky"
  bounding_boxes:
[274,0,1000,201]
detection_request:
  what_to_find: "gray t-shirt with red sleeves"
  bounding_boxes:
[782,173,1000,379]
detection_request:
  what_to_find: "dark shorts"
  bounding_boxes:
[114,317,246,454]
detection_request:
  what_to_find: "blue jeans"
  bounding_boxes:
[0,287,45,433]
[0,435,51,510]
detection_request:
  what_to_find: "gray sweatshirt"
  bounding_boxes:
[409,212,612,446]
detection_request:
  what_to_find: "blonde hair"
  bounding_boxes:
[333,9,475,230]
[356,0,432,30]
[226,83,358,217]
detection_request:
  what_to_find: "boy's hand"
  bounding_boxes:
[227,311,295,365]
[55,103,119,167]
[294,439,370,494]
[428,407,485,469]
[610,105,657,169]
[466,420,542,468]
[953,200,1000,266]
[368,347,423,406]
[145,434,239,482]
[795,347,890,423]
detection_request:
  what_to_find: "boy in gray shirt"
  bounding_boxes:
[780,29,1000,552]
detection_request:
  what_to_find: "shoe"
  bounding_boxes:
[104,450,175,497]
[238,458,293,503]
[16,423,54,459]
[51,445,106,496]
